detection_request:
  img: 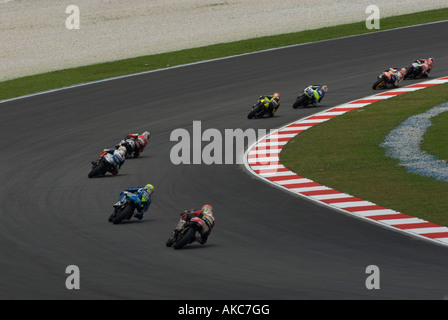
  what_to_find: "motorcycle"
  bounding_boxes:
[372,68,407,90]
[404,63,429,80]
[108,191,142,224]
[372,70,394,90]
[293,86,317,108]
[247,98,272,119]
[167,216,207,249]
[88,152,117,178]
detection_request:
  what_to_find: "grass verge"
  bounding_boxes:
[1,7,448,101]
[280,83,448,227]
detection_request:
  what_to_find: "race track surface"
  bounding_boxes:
[1,22,448,299]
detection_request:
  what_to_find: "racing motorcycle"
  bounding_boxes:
[293,85,323,108]
[372,69,407,90]
[88,152,117,178]
[167,216,207,249]
[108,191,142,224]
[404,63,427,80]
[247,99,272,119]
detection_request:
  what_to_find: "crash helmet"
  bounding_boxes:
[125,139,135,151]
[427,57,434,68]
[273,93,280,99]
[321,85,328,93]
[144,184,155,194]
[201,204,213,215]
[142,131,150,140]
[118,146,127,154]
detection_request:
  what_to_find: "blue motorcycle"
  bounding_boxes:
[108,191,142,224]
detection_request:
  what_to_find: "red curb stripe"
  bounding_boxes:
[247,153,278,159]
[406,83,438,88]
[331,107,361,111]
[376,91,409,96]
[283,181,322,189]
[251,145,283,151]
[267,174,305,182]
[420,232,448,239]
[322,196,364,204]
[392,222,441,230]
[259,137,291,143]
[349,99,383,104]
[343,205,387,212]
[287,122,321,127]
[249,161,281,167]
[277,130,304,134]
[301,189,342,196]
[367,213,413,220]
[253,168,290,174]
[307,115,339,120]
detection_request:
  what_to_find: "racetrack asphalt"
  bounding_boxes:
[1,21,448,300]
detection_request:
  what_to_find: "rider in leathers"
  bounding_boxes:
[166,205,215,247]
[116,131,150,158]
[258,93,280,117]
[109,184,155,221]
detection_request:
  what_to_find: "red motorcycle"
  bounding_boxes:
[166,216,207,249]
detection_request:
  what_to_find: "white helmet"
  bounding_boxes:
[142,131,150,140]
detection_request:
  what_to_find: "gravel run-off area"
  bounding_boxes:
[381,103,448,182]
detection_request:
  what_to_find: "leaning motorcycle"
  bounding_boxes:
[88,153,117,178]
[247,98,272,119]
[292,86,318,108]
[168,217,206,249]
[108,191,142,224]
[372,71,395,90]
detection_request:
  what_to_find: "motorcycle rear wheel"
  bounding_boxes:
[173,228,196,249]
[247,104,263,119]
[112,205,134,225]
[88,161,106,178]
[293,95,308,109]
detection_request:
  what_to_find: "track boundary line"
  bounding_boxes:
[243,76,448,248]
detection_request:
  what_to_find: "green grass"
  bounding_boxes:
[1,7,448,101]
[422,109,448,161]
[280,83,448,227]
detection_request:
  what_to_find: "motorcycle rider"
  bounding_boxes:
[116,131,150,158]
[409,57,434,78]
[258,93,280,117]
[92,146,127,176]
[166,204,215,247]
[306,84,328,104]
[384,67,407,88]
[109,183,155,222]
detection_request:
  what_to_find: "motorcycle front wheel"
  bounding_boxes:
[372,79,386,90]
